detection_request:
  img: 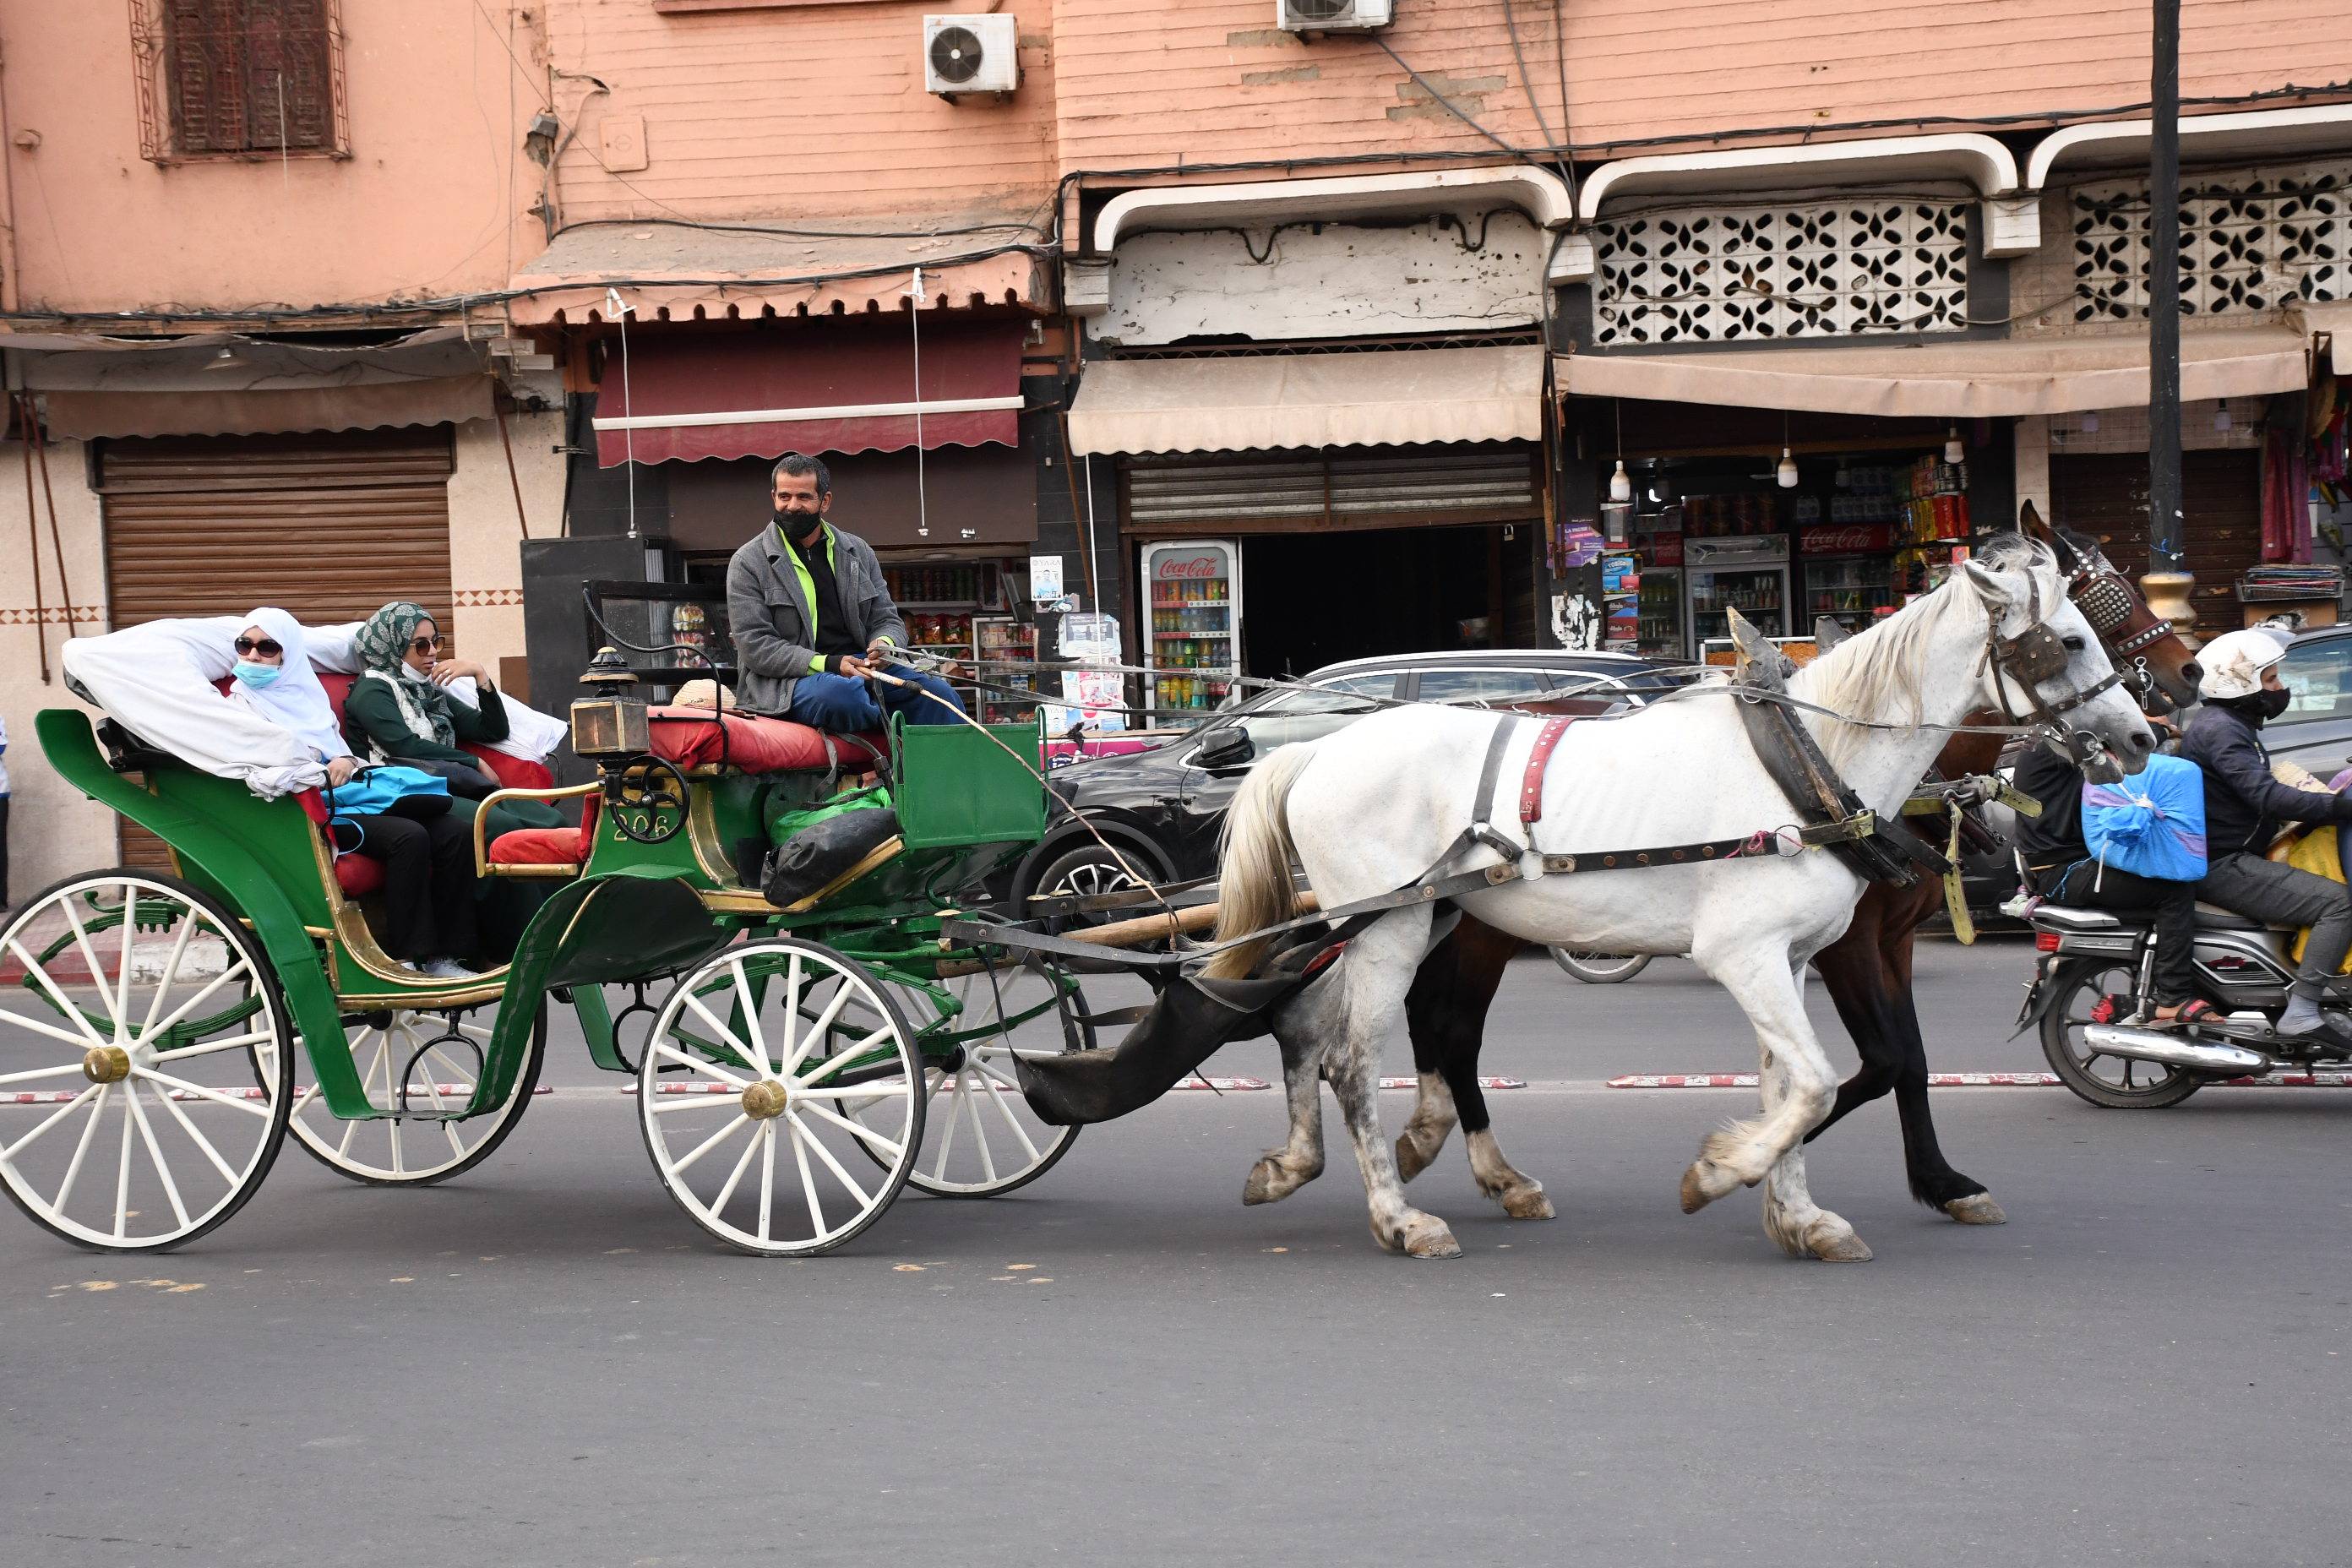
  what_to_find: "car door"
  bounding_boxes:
[1170,673,1401,865]
[2262,631,2352,776]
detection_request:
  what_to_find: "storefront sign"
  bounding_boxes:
[1153,552,1224,580]
[1685,534,1790,568]
[1558,523,1604,569]
[1797,524,1897,554]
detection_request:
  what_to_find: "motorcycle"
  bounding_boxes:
[2020,896,2352,1108]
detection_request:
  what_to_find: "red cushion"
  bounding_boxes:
[335,854,385,896]
[488,826,586,866]
[469,749,553,790]
[645,708,885,774]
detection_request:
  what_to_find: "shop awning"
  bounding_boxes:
[1556,327,2311,417]
[2294,301,2352,374]
[24,328,495,439]
[591,320,1025,466]
[1066,346,1546,455]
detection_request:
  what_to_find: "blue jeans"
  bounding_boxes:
[791,665,966,732]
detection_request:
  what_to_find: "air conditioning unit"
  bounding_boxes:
[1276,0,1394,33]
[923,14,1020,100]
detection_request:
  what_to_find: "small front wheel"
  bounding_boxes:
[287,1002,547,1185]
[0,870,292,1251]
[1550,949,1652,985]
[2039,957,2208,1108]
[640,939,924,1256]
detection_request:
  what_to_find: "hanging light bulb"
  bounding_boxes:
[1609,460,1632,503]
[1776,447,1799,488]
[2213,399,2233,433]
[1834,460,1851,489]
[1943,424,1965,465]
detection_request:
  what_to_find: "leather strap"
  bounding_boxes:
[1519,716,1576,827]
[1467,715,1528,859]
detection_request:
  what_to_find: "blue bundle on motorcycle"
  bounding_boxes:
[2081,753,2207,882]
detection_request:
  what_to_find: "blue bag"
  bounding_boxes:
[323,765,451,826]
[2081,753,2207,882]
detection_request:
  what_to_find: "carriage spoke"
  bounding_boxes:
[131,1067,271,1117]
[731,960,770,1079]
[112,1086,135,1239]
[110,887,140,1043]
[138,960,254,1054]
[710,1117,766,1218]
[0,1006,105,1054]
[8,941,109,1049]
[981,1070,1043,1163]
[681,989,760,1075]
[786,984,858,1079]
[790,1079,910,1102]
[387,1113,406,1176]
[134,910,200,1043]
[933,1070,968,1179]
[124,1083,192,1230]
[670,1112,754,1176]
[966,1074,999,1185]
[60,896,123,1041]
[774,954,808,1076]
[757,1122,777,1243]
[652,1040,752,1091]
[798,1026,894,1086]
[794,1097,901,1160]
[149,1075,242,1186]
[0,1062,91,1086]
[792,1113,873,1209]
[790,1120,826,1238]
[51,1084,111,1213]
[147,1030,276,1064]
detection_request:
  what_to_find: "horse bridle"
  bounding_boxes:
[1978,566,2126,770]
[2055,538,2180,711]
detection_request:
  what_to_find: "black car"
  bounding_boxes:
[1007,649,1680,917]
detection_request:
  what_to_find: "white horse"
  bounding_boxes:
[1211,538,2153,1260]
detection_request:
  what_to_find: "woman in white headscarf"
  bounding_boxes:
[227,609,482,980]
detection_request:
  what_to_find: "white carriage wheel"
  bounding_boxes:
[0,869,292,1253]
[287,1002,547,1186]
[639,938,925,1257]
[871,961,1089,1198]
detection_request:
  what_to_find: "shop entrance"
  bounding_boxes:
[1241,524,1505,678]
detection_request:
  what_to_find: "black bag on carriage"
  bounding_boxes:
[760,795,901,907]
[1013,928,1354,1127]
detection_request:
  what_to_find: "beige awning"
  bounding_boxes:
[1557,327,2311,417]
[2293,301,2352,375]
[41,378,493,440]
[1067,346,1546,455]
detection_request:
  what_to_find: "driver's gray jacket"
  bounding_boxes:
[724,520,906,717]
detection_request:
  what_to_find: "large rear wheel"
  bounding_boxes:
[0,870,292,1251]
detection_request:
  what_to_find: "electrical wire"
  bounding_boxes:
[553,215,1052,243]
[1371,35,1552,173]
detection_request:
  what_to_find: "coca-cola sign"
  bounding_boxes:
[1798,524,1897,554]
[1155,554,1223,580]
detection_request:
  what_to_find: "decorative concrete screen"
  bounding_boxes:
[2072,162,2351,321]
[1590,199,1971,345]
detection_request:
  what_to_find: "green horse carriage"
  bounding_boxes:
[0,674,1094,1257]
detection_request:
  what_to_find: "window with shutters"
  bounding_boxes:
[129,0,350,164]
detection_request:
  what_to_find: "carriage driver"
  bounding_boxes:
[724,453,968,732]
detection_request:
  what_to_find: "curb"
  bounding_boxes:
[1603,1070,2352,1089]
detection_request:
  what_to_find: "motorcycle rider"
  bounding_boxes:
[2015,731,2207,1024]
[2180,628,2352,1045]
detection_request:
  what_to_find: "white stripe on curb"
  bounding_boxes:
[1603,1070,2352,1089]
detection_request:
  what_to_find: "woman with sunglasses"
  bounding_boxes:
[343,602,511,784]
[227,608,482,980]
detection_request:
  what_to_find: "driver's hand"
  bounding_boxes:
[834,653,874,679]
[325,756,360,787]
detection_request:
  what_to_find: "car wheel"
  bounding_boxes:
[1025,839,1163,927]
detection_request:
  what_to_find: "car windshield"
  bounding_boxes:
[1224,673,1394,753]
[2275,636,2352,724]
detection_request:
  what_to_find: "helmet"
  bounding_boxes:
[2196,627,2288,701]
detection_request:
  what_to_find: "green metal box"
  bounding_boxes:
[892,719,1045,851]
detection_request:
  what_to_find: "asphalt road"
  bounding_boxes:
[6,939,2349,1568]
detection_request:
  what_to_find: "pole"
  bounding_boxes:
[2147,0,2182,579]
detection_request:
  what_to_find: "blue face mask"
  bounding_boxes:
[232,661,283,690]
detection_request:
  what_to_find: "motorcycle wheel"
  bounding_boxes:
[2039,957,2208,1109]
[1549,950,1652,984]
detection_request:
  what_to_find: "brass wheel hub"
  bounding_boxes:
[741,1080,792,1120]
[82,1045,131,1085]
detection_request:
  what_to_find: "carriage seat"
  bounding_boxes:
[485,792,601,870]
[215,672,558,899]
[643,707,886,776]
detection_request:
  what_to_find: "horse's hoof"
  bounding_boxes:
[1397,1214,1462,1259]
[1943,1193,2006,1226]
[1680,1162,1728,1214]
[1243,1158,1300,1206]
[1807,1228,1874,1263]
[1498,1184,1555,1221]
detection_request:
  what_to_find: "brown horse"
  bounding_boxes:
[1338,511,2202,1248]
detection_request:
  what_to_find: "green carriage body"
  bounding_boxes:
[31,707,1055,1128]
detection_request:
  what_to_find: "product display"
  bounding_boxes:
[1142,542,1239,717]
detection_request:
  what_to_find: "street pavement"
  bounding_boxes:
[5,938,2349,1567]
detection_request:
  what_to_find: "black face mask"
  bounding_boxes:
[774,505,824,546]
[2254,686,2293,721]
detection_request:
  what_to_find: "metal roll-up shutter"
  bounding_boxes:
[97,428,458,866]
[2050,449,2262,629]
[1123,444,1539,535]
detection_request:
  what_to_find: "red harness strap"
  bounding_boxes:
[1518,716,1576,827]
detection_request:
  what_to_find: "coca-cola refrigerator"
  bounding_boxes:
[1140,540,1241,721]
[1797,522,1902,636]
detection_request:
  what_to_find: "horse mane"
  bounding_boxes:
[1787,534,2059,769]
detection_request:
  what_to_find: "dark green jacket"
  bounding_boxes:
[342,675,509,770]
